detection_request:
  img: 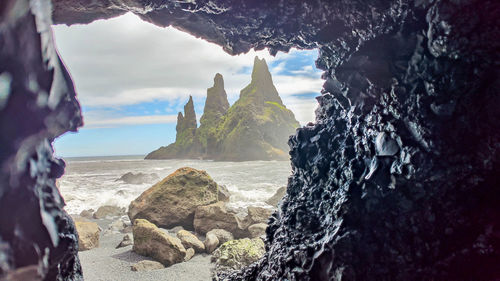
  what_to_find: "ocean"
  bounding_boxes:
[58,155,292,215]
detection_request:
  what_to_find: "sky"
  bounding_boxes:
[52,13,323,157]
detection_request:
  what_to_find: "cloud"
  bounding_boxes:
[53,12,323,109]
[83,113,178,128]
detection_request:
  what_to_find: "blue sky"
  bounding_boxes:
[52,13,323,157]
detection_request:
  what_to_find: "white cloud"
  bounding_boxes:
[83,114,178,128]
[53,13,323,109]
[53,12,323,129]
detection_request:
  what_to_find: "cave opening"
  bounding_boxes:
[1,1,498,280]
[51,12,322,279]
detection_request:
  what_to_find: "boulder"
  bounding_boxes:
[116,234,133,249]
[129,167,228,229]
[218,184,231,202]
[116,172,160,185]
[212,238,266,271]
[265,186,286,206]
[246,206,272,225]
[204,233,219,254]
[207,229,234,244]
[131,260,164,271]
[176,230,205,253]
[75,221,100,251]
[132,219,186,266]
[184,248,195,262]
[79,209,94,219]
[93,205,125,219]
[194,202,248,238]
[248,223,267,238]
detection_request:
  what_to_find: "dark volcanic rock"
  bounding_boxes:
[115,172,160,184]
[1,0,498,280]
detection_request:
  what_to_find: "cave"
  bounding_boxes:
[0,0,499,280]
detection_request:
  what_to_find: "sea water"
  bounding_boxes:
[58,155,292,215]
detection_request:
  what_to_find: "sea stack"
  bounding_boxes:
[146,57,300,161]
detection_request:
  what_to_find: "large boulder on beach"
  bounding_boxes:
[211,238,266,272]
[116,172,159,185]
[128,167,229,229]
[176,230,205,253]
[93,205,125,219]
[132,219,186,266]
[194,202,248,238]
[75,221,100,251]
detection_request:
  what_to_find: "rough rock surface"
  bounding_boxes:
[211,238,265,273]
[116,234,133,249]
[204,233,220,254]
[193,202,248,238]
[93,205,125,219]
[176,230,205,253]
[245,207,272,225]
[128,167,227,229]
[265,186,287,207]
[184,248,195,262]
[74,221,100,251]
[206,229,234,245]
[1,0,498,280]
[132,219,186,266]
[247,223,267,239]
[130,260,164,272]
[115,172,159,184]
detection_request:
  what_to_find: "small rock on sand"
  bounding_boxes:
[131,260,165,271]
[116,234,133,249]
[177,230,205,253]
[184,248,195,262]
[204,233,219,254]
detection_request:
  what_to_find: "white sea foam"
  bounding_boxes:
[58,156,290,214]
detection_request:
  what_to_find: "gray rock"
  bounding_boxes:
[206,229,234,244]
[248,223,267,238]
[204,233,219,254]
[116,234,133,249]
[93,205,125,219]
[176,230,205,253]
[265,186,286,206]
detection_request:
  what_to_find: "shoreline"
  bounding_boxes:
[78,218,214,281]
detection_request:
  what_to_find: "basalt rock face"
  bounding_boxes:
[0,0,83,280]
[1,0,499,281]
[197,73,230,158]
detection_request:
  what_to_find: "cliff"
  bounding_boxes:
[145,57,299,161]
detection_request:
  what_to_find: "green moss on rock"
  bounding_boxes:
[211,238,266,272]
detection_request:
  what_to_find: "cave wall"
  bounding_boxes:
[1,0,499,280]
